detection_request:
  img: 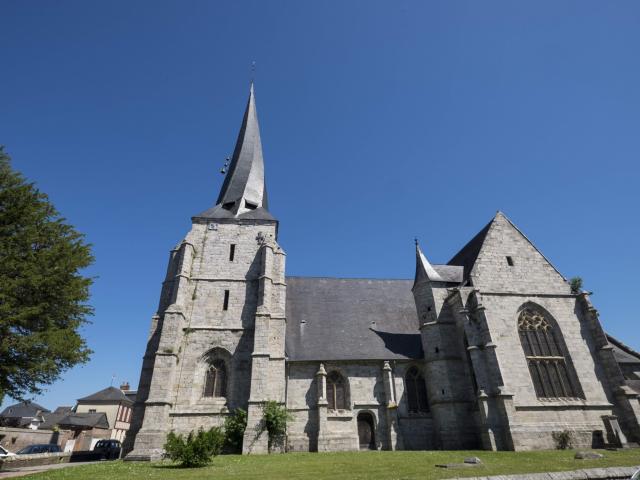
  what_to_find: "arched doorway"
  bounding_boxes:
[357,412,376,450]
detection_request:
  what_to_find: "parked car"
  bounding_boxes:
[93,439,122,460]
[0,445,16,457]
[16,444,61,455]
[631,469,640,480]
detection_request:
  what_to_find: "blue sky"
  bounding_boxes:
[1,1,639,410]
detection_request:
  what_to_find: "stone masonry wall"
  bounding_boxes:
[286,361,435,452]
[467,213,619,450]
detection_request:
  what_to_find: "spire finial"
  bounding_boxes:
[414,237,419,246]
[250,61,256,85]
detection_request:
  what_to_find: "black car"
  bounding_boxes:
[16,444,62,455]
[93,439,121,460]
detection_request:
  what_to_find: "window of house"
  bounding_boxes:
[203,359,227,398]
[506,256,514,266]
[405,366,429,413]
[327,371,347,410]
[518,306,581,399]
[229,244,236,262]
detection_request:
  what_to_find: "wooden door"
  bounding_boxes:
[357,413,375,450]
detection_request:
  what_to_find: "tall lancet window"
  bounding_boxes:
[203,359,227,398]
[518,306,581,399]
[327,371,347,410]
[405,366,429,413]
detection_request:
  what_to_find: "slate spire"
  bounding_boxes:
[196,83,275,221]
[414,239,443,284]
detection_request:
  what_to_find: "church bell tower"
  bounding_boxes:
[125,84,286,459]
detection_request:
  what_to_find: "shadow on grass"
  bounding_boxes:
[151,461,223,470]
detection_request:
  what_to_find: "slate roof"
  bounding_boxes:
[195,83,274,222]
[195,204,275,222]
[285,276,640,368]
[40,407,74,430]
[57,412,109,430]
[448,218,492,281]
[607,335,640,364]
[77,386,133,405]
[123,390,138,403]
[285,276,423,361]
[0,401,50,418]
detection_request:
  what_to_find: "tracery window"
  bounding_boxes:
[405,366,429,413]
[327,371,347,410]
[518,307,579,399]
[203,359,227,398]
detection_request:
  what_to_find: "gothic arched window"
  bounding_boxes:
[518,306,580,399]
[327,371,347,410]
[203,359,227,398]
[405,366,429,413]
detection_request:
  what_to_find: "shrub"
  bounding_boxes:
[224,408,247,453]
[552,430,574,450]
[262,401,292,453]
[569,277,583,294]
[164,427,224,467]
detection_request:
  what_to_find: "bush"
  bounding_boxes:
[224,408,247,453]
[552,430,574,450]
[164,427,224,467]
[569,277,583,294]
[262,401,292,453]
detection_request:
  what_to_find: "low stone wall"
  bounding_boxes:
[0,452,71,471]
[0,427,71,452]
[450,465,640,480]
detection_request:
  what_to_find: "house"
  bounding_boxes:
[39,406,74,431]
[0,401,50,429]
[56,412,110,451]
[119,382,138,405]
[75,387,133,443]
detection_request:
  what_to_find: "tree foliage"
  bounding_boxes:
[164,427,224,467]
[0,147,93,403]
[223,408,247,453]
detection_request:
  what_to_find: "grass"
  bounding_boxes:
[20,449,640,480]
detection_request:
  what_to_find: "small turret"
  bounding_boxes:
[412,239,480,450]
[412,240,440,326]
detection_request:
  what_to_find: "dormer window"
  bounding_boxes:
[244,200,257,210]
[222,202,235,211]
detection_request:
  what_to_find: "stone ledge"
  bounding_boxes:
[449,465,639,480]
[0,452,71,471]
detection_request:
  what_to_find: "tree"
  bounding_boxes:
[0,147,93,404]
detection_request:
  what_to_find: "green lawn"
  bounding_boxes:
[22,449,640,480]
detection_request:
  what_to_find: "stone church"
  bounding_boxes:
[125,85,640,459]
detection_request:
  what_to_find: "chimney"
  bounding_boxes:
[120,382,130,391]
